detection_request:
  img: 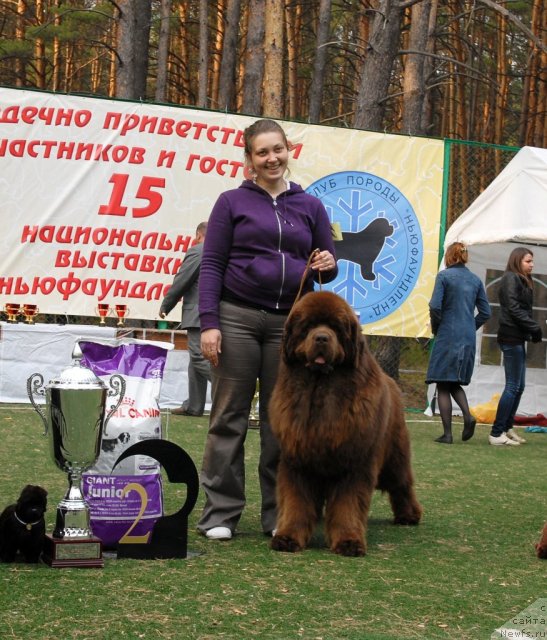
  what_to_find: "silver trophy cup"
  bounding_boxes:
[27,342,125,567]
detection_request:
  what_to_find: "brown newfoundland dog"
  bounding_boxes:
[269,291,422,556]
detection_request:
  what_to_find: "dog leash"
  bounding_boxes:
[292,249,323,309]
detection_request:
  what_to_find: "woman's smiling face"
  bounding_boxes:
[247,131,289,189]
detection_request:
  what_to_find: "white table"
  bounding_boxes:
[0,322,192,408]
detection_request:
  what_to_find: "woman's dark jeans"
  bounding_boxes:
[491,342,526,437]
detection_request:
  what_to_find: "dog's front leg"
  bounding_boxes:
[325,480,372,557]
[271,463,318,553]
[0,539,19,562]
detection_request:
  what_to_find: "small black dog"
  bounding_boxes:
[0,485,48,563]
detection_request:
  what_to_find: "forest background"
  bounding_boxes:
[0,0,545,148]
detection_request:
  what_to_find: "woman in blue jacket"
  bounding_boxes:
[197,118,338,540]
[426,242,491,443]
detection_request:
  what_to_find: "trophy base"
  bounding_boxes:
[42,534,104,568]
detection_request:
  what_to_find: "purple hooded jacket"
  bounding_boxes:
[199,179,338,331]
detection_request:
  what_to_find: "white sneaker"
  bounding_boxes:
[205,526,232,540]
[489,433,520,446]
[507,428,527,444]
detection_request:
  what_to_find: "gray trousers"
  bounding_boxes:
[197,300,286,535]
[185,327,211,415]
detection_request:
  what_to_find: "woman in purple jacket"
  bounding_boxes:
[197,119,338,540]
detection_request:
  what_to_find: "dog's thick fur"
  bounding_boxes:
[536,522,547,559]
[0,485,47,563]
[269,291,422,556]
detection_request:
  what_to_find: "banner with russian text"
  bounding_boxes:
[0,88,444,337]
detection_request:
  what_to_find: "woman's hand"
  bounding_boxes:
[201,328,222,367]
[311,250,336,272]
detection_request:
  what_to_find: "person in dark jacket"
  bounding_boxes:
[160,221,211,417]
[197,118,338,540]
[426,242,491,443]
[489,247,542,446]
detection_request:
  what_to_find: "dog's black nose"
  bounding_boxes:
[314,333,329,344]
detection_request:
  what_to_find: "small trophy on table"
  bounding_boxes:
[22,304,39,324]
[96,303,110,325]
[114,304,130,327]
[4,302,21,323]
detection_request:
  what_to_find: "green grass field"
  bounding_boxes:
[0,405,545,640]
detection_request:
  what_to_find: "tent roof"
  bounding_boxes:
[444,146,547,249]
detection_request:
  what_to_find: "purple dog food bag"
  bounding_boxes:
[80,338,173,548]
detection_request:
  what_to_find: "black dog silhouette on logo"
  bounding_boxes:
[336,218,394,281]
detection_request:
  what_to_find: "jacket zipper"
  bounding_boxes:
[273,197,286,310]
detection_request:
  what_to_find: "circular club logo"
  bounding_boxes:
[306,171,423,324]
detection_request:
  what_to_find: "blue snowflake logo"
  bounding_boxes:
[307,171,423,324]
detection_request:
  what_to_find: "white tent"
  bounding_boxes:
[430,146,547,417]
[444,146,547,247]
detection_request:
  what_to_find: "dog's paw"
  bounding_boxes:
[333,539,366,557]
[393,509,422,526]
[271,534,303,553]
[0,553,17,563]
[23,554,42,563]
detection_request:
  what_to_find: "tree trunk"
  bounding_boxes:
[520,0,546,147]
[218,0,242,111]
[493,11,508,146]
[210,0,226,109]
[242,0,265,115]
[116,0,151,100]
[133,0,152,100]
[373,337,402,381]
[108,16,118,97]
[116,0,137,98]
[354,0,403,131]
[197,0,209,108]
[52,0,61,92]
[155,0,172,103]
[175,2,191,102]
[401,0,431,135]
[15,1,27,87]
[263,0,285,118]
[34,0,46,89]
[308,0,332,123]
[419,0,437,135]
[285,2,303,119]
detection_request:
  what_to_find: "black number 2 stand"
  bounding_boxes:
[113,440,199,559]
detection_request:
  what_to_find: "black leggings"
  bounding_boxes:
[436,382,471,436]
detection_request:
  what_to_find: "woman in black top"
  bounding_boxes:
[489,247,542,446]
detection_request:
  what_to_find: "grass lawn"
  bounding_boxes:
[0,405,545,640]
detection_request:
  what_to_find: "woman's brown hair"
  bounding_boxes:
[444,242,468,267]
[506,246,533,288]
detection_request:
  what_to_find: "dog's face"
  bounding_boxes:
[283,292,363,371]
[16,485,47,522]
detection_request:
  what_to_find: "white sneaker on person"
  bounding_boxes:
[488,433,520,446]
[205,526,232,540]
[507,428,527,444]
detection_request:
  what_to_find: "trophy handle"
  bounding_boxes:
[103,374,126,437]
[27,373,48,435]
